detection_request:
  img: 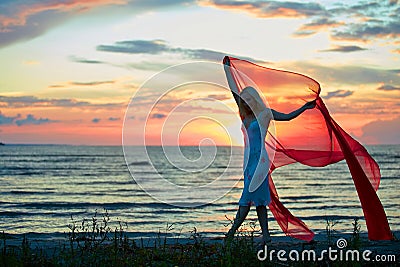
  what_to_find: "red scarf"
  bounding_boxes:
[225,56,393,241]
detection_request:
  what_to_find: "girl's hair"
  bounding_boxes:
[239,86,267,118]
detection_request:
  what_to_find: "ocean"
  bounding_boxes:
[1,145,399,240]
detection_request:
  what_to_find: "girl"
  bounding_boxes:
[223,56,315,244]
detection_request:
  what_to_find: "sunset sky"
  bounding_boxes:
[0,0,399,145]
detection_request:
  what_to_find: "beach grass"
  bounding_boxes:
[1,210,399,266]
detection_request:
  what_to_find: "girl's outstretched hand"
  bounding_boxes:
[223,56,230,66]
[305,99,317,109]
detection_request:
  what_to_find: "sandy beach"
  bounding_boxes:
[2,230,399,265]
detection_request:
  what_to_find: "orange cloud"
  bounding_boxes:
[296,19,344,34]
[0,0,126,28]
[199,0,324,18]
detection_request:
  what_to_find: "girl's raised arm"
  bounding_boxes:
[223,56,241,110]
[271,100,316,121]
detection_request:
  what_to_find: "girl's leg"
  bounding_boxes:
[226,205,250,239]
[256,205,271,243]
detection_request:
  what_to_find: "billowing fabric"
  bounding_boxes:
[225,56,393,241]
[239,110,271,206]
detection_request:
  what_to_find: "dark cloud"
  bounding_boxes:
[333,20,400,41]
[0,95,122,108]
[207,94,230,101]
[92,118,101,123]
[377,84,400,91]
[287,62,400,86]
[97,40,168,54]
[108,117,120,121]
[330,1,381,16]
[70,81,115,86]
[69,55,104,64]
[151,113,166,119]
[177,48,227,61]
[0,112,20,125]
[301,96,398,115]
[97,39,267,63]
[49,80,115,88]
[319,45,367,53]
[0,8,72,48]
[15,114,56,126]
[326,1,399,41]
[323,90,353,99]
[125,61,173,71]
[293,17,343,36]
[292,30,316,37]
[361,116,400,144]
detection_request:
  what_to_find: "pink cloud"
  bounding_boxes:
[0,0,126,29]
[360,116,400,144]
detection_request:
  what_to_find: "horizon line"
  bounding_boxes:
[1,143,399,147]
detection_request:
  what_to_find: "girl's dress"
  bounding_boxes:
[239,111,271,206]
